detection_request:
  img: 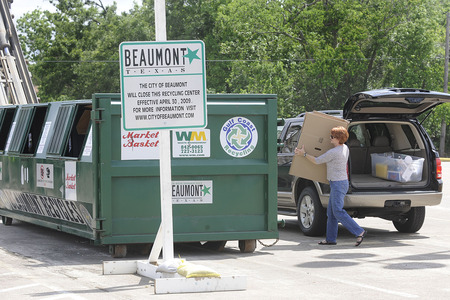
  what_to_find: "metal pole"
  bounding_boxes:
[154,0,174,262]
[155,0,167,41]
[444,12,449,93]
[440,12,449,157]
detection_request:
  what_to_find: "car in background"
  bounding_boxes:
[278,88,450,236]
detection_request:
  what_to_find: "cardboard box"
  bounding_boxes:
[289,111,349,184]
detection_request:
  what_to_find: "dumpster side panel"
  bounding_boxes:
[1,95,278,246]
[0,102,97,240]
[95,94,278,245]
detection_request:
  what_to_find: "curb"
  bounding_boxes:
[441,157,450,162]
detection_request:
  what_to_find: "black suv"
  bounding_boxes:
[277,88,450,236]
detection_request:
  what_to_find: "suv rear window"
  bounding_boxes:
[348,124,367,146]
[401,124,418,149]
[366,123,391,146]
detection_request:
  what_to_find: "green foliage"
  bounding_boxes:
[15,0,450,151]
[419,103,450,155]
[18,0,154,101]
[213,0,449,117]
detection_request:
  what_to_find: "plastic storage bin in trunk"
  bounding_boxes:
[371,152,424,182]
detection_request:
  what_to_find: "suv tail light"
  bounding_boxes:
[436,158,442,179]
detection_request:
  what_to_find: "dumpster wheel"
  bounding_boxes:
[238,239,257,253]
[1,216,12,226]
[110,244,127,258]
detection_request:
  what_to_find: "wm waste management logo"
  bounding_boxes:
[220,117,258,157]
[172,129,210,157]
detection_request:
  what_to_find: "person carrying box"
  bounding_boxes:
[296,126,367,246]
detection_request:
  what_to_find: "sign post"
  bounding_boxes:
[104,0,246,294]
[119,3,207,264]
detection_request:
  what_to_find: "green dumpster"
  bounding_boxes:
[0,94,278,257]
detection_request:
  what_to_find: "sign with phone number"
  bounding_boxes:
[120,40,207,130]
[172,129,210,157]
[180,145,204,154]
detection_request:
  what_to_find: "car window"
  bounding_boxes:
[277,126,284,139]
[365,123,391,146]
[282,124,302,153]
[277,118,285,139]
[401,124,418,149]
[348,124,367,147]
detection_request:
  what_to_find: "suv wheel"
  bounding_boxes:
[297,187,326,236]
[393,207,425,233]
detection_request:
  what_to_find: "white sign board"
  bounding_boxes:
[37,122,51,154]
[120,40,207,130]
[120,121,160,160]
[172,180,213,204]
[65,161,77,201]
[36,163,54,189]
[172,129,210,158]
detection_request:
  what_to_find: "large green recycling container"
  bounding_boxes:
[0,94,278,256]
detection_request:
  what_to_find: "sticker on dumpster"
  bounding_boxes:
[37,121,51,154]
[21,166,29,185]
[120,121,160,160]
[172,129,210,157]
[65,161,77,201]
[36,163,54,189]
[220,117,258,158]
[172,180,213,204]
[82,127,93,157]
[0,190,87,225]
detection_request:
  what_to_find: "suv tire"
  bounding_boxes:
[392,207,425,233]
[297,187,326,236]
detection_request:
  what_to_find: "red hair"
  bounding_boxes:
[331,126,349,145]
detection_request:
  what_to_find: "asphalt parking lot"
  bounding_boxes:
[1,163,450,299]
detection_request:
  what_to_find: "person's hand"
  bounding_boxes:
[295,145,305,156]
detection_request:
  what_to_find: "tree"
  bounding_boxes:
[17,0,450,124]
[18,0,107,101]
[72,1,156,98]
[165,0,231,93]
[17,0,230,100]
[214,0,448,117]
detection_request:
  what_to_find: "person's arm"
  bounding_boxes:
[295,145,318,164]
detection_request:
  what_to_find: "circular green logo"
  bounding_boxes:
[220,117,258,157]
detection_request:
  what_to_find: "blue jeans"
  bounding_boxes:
[326,180,364,243]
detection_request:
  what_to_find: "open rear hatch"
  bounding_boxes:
[344,88,450,190]
[343,88,450,120]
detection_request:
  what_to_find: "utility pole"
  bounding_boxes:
[440,12,449,157]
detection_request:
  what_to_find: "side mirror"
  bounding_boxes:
[277,140,284,151]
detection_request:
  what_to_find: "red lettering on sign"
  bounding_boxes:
[122,131,159,139]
